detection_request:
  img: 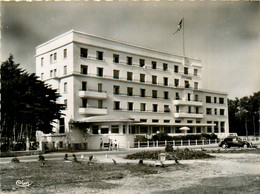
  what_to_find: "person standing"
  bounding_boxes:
[100,138,103,150]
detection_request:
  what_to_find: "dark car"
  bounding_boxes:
[219,136,252,149]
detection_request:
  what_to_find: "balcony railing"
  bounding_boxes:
[173,99,203,106]
[174,112,203,118]
[79,90,107,99]
[79,106,107,115]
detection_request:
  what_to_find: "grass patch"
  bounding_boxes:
[1,160,162,192]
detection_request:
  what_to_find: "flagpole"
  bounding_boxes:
[183,17,185,57]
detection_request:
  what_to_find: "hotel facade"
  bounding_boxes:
[36,30,229,150]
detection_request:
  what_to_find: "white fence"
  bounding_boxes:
[132,139,219,149]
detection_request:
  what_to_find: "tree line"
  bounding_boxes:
[228,91,260,136]
[0,55,64,151]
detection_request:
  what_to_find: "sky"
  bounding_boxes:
[1,1,260,99]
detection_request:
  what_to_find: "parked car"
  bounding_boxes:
[218,136,252,148]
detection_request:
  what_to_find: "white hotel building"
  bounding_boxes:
[36,30,229,150]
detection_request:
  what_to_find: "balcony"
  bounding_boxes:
[79,107,108,115]
[173,99,203,106]
[79,90,107,99]
[174,112,203,118]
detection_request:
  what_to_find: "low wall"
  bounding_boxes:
[0,150,44,157]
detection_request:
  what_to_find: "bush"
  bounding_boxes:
[134,135,148,142]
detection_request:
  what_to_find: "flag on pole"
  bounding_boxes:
[173,18,183,35]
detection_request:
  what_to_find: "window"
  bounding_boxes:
[113,85,120,95]
[41,57,44,66]
[187,93,191,101]
[175,92,180,100]
[50,54,53,63]
[164,126,171,133]
[140,74,145,82]
[185,80,190,88]
[63,66,67,75]
[97,51,103,60]
[206,96,211,103]
[140,119,147,122]
[64,99,67,110]
[127,87,133,96]
[220,109,225,115]
[164,105,170,112]
[176,106,179,113]
[206,108,212,115]
[220,122,225,132]
[113,54,119,63]
[195,94,199,101]
[81,65,88,75]
[113,70,119,79]
[152,75,157,84]
[59,118,65,133]
[219,97,224,104]
[194,82,198,89]
[174,65,179,73]
[152,90,157,98]
[97,67,103,77]
[194,69,198,76]
[139,59,145,67]
[163,63,168,71]
[54,53,57,61]
[140,89,145,97]
[64,82,67,93]
[82,81,87,91]
[59,142,63,148]
[175,120,181,123]
[127,72,133,81]
[53,69,57,77]
[187,120,193,123]
[50,70,53,77]
[214,97,217,103]
[140,103,146,111]
[98,83,102,92]
[82,99,87,108]
[152,61,157,69]
[188,106,192,113]
[127,56,132,65]
[140,126,148,133]
[111,125,119,133]
[215,108,217,115]
[164,91,169,99]
[164,120,170,123]
[80,48,88,58]
[152,120,159,123]
[101,128,109,134]
[153,104,158,112]
[41,73,44,80]
[128,102,133,111]
[207,121,212,133]
[164,77,168,86]
[196,107,199,114]
[214,121,219,133]
[92,125,99,134]
[184,67,189,75]
[98,100,103,108]
[114,101,120,110]
[64,49,67,58]
[174,79,179,87]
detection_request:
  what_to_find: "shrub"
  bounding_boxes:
[134,135,148,142]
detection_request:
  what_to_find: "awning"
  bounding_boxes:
[180,126,190,130]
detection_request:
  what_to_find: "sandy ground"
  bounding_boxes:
[57,153,260,194]
[2,153,260,194]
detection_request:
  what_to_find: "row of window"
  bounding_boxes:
[206,108,225,115]
[207,121,225,133]
[80,65,199,89]
[41,48,67,66]
[206,96,225,104]
[80,81,201,102]
[80,48,199,75]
